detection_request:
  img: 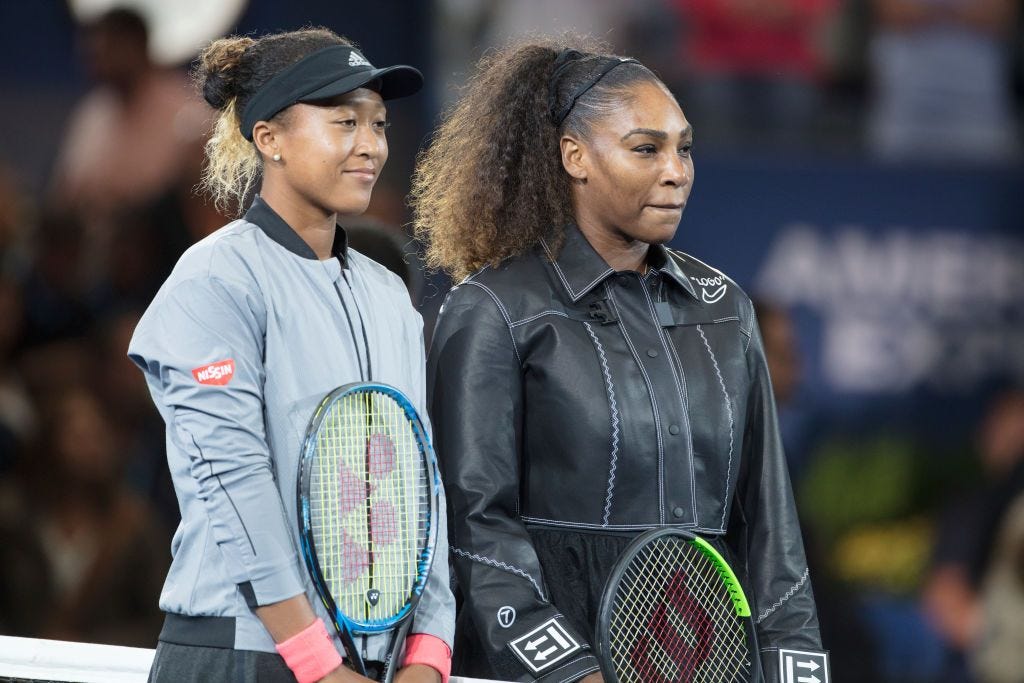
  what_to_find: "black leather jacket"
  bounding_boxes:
[427,225,823,683]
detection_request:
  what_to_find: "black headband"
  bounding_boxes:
[239,45,423,141]
[549,49,640,127]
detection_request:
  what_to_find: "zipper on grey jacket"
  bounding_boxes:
[333,279,369,382]
[342,270,374,382]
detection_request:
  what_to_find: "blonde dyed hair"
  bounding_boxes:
[201,96,262,216]
[195,36,258,215]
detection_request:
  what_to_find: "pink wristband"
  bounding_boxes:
[275,618,344,683]
[401,634,452,683]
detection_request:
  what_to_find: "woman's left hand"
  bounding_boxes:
[394,664,442,683]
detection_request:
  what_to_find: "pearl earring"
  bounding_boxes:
[272,153,281,162]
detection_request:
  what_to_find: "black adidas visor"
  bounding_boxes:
[240,45,423,141]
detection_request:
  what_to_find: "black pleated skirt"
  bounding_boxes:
[452,526,636,679]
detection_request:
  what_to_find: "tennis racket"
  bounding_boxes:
[297,382,440,683]
[595,527,760,683]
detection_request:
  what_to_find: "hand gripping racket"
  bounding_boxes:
[596,527,760,683]
[298,382,440,683]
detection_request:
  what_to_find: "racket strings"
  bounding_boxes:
[308,389,431,628]
[608,538,751,683]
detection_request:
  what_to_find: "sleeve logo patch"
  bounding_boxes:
[690,275,728,304]
[779,649,830,683]
[192,359,235,385]
[508,618,581,674]
[497,606,516,628]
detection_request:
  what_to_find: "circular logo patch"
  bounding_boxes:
[497,605,516,628]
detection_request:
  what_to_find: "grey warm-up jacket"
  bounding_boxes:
[129,196,454,657]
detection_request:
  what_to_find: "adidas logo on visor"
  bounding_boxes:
[348,51,372,67]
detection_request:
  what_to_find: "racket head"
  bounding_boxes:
[297,382,439,638]
[595,527,760,683]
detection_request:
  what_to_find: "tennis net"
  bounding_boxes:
[0,636,153,683]
[0,636,496,683]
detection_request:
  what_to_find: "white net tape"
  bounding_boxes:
[0,636,497,683]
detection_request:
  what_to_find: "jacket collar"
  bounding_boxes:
[244,195,349,266]
[648,242,699,300]
[541,224,699,302]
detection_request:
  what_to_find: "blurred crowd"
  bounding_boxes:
[434,0,1023,160]
[0,1,1022,681]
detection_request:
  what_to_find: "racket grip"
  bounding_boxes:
[275,618,344,683]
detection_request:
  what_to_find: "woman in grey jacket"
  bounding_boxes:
[129,28,453,683]
[412,39,825,683]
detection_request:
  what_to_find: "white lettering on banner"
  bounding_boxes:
[755,225,1024,393]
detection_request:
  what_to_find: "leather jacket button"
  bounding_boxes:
[672,506,685,518]
[646,349,658,358]
[668,424,680,435]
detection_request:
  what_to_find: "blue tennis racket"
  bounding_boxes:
[298,382,439,683]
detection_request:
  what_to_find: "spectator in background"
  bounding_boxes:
[867,0,1020,163]
[755,300,802,402]
[0,166,32,276]
[754,298,880,680]
[0,275,33,475]
[671,0,838,151]
[18,211,93,348]
[922,388,1024,682]
[432,0,657,107]
[93,309,177,530]
[141,140,226,265]
[49,7,209,288]
[0,169,34,475]
[754,299,811,475]
[0,386,168,646]
[86,208,173,315]
[971,489,1024,683]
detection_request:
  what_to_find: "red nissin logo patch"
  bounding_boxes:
[192,359,235,386]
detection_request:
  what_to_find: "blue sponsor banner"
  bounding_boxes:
[673,157,1024,443]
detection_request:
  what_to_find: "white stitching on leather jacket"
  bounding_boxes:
[427,225,824,682]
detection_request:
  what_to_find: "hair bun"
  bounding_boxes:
[196,36,256,110]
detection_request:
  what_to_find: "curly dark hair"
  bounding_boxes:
[410,36,665,281]
[193,28,355,214]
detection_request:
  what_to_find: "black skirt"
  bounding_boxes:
[452,526,635,678]
[529,527,635,641]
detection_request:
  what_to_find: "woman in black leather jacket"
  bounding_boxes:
[411,39,827,683]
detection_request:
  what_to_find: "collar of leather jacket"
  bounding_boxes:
[539,224,700,303]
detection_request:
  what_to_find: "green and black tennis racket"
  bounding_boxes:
[596,527,760,683]
[298,382,440,683]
